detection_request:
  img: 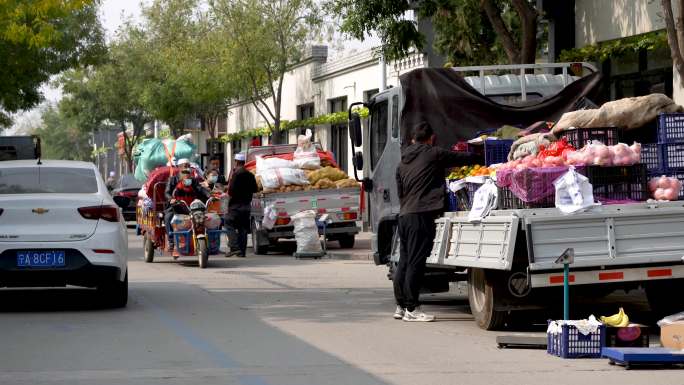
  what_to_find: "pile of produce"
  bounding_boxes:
[649,175,682,201]
[256,162,358,194]
[497,140,642,171]
[447,165,492,179]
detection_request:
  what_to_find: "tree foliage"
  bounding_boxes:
[327,0,539,65]
[0,0,105,127]
[32,106,92,161]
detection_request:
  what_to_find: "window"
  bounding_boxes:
[296,103,316,142]
[0,146,18,161]
[0,167,98,194]
[370,100,388,170]
[328,97,348,173]
[391,95,399,139]
[364,89,379,103]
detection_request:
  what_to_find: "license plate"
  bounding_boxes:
[17,251,66,268]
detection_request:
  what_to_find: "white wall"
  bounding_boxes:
[575,0,665,47]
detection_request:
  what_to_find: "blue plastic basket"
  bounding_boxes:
[660,142,684,170]
[658,113,684,143]
[641,143,663,173]
[547,323,605,358]
[484,139,514,166]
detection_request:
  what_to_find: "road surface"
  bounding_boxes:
[0,230,681,385]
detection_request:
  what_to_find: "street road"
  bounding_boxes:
[0,229,681,385]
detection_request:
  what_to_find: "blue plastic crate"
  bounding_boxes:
[658,113,684,143]
[641,143,663,173]
[547,323,605,358]
[659,142,684,169]
[484,139,514,166]
[563,127,621,148]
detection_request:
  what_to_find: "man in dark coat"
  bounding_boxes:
[225,152,258,257]
[394,122,476,322]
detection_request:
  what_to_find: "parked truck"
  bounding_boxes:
[0,135,41,161]
[248,143,361,254]
[348,63,684,329]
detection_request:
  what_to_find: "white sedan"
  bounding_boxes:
[0,160,128,307]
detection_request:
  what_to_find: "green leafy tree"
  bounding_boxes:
[32,106,92,161]
[327,0,538,65]
[0,0,105,127]
[211,0,323,132]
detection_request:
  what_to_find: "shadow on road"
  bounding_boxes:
[0,288,119,312]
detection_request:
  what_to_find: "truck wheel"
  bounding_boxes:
[338,235,355,249]
[251,220,269,255]
[144,234,155,263]
[468,268,506,330]
[645,279,684,319]
[197,238,209,269]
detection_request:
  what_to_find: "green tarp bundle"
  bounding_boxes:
[134,138,197,182]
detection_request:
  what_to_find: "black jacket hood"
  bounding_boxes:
[401,143,429,164]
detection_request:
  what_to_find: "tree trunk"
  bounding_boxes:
[662,0,684,87]
[511,0,538,64]
[481,0,521,63]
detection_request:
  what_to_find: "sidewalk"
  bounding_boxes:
[325,232,374,261]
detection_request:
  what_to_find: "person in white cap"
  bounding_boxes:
[106,171,117,192]
[225,151,257,257]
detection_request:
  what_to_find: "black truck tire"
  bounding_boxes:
[251,220,269,255]
[337,234,356,249]
[645,278,684,319]
[467,268,507,330]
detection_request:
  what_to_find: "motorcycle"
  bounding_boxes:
[170,199,211,268]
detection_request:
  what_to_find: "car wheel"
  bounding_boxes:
[198,238,209,269]
[468,268,506,330]
[144,234,155,263]
[251,220,269,255]
[337,234,356,249]
[98,272,128,308]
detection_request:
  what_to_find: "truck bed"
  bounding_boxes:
[427,201,684,286]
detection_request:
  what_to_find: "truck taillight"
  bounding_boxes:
[275,218,291,226]
[78,206,119,222]
[342,212,357,220]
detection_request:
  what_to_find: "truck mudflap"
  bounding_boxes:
[524,202,684,271]
[427,212,519,270]
[530,264,684,288]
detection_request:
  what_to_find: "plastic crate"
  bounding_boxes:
[605,325,650,348]
[563,127,620,149]
[660,142,684,170]
[641,143,663,173]
[581,164,649,202]
[498,186,555,209]
[658,113,684,143]
[484,139,514,166]
[547,323,605,358]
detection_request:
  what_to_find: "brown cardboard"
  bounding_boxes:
[660,320,684,350]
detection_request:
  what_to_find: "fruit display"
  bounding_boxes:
[600,307,630,327]
[447,165,493,180]
[649,175,682,201]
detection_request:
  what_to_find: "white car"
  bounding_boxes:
[0,160,128,307]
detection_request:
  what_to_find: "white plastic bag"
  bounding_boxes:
[256,156,295,174]
[292,210,322,254]
[468,179,498,222]
[554,167,597,214]
[259,168,309,189]
[293,129,320,169]
[203,213,222,229]
[658,311,684,327]
[262,204,277,230]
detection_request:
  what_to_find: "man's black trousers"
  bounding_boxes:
[393,211,438,311]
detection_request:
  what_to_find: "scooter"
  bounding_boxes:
[170,199,210,268]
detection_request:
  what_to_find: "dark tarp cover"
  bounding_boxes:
[398,68,602,149]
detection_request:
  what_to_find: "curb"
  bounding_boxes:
[324,251,374,261]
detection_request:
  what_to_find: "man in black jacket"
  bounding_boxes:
[394,122,475,322]
[225,152,258,257]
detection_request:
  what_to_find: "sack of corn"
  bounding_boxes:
[307,166,348,185]
[335,178,359,189]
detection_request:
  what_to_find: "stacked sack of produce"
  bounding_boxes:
[649,175,683,201]
[253,130,358,194]
[134,134,198,182]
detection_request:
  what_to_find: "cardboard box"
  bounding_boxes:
[605,324,649,347]
[660,320,684,350]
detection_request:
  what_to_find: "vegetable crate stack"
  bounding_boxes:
[642,113,684,201]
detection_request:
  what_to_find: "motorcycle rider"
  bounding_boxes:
[167,169,210,258]
[164,159,203,255]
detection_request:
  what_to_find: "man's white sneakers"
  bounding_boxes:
[393,306,405,320]
[402,307,436,322]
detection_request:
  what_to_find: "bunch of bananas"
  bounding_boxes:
[600,307,630,327]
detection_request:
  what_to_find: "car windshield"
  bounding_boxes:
[0,167,98,194]
[117,174,143,190]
